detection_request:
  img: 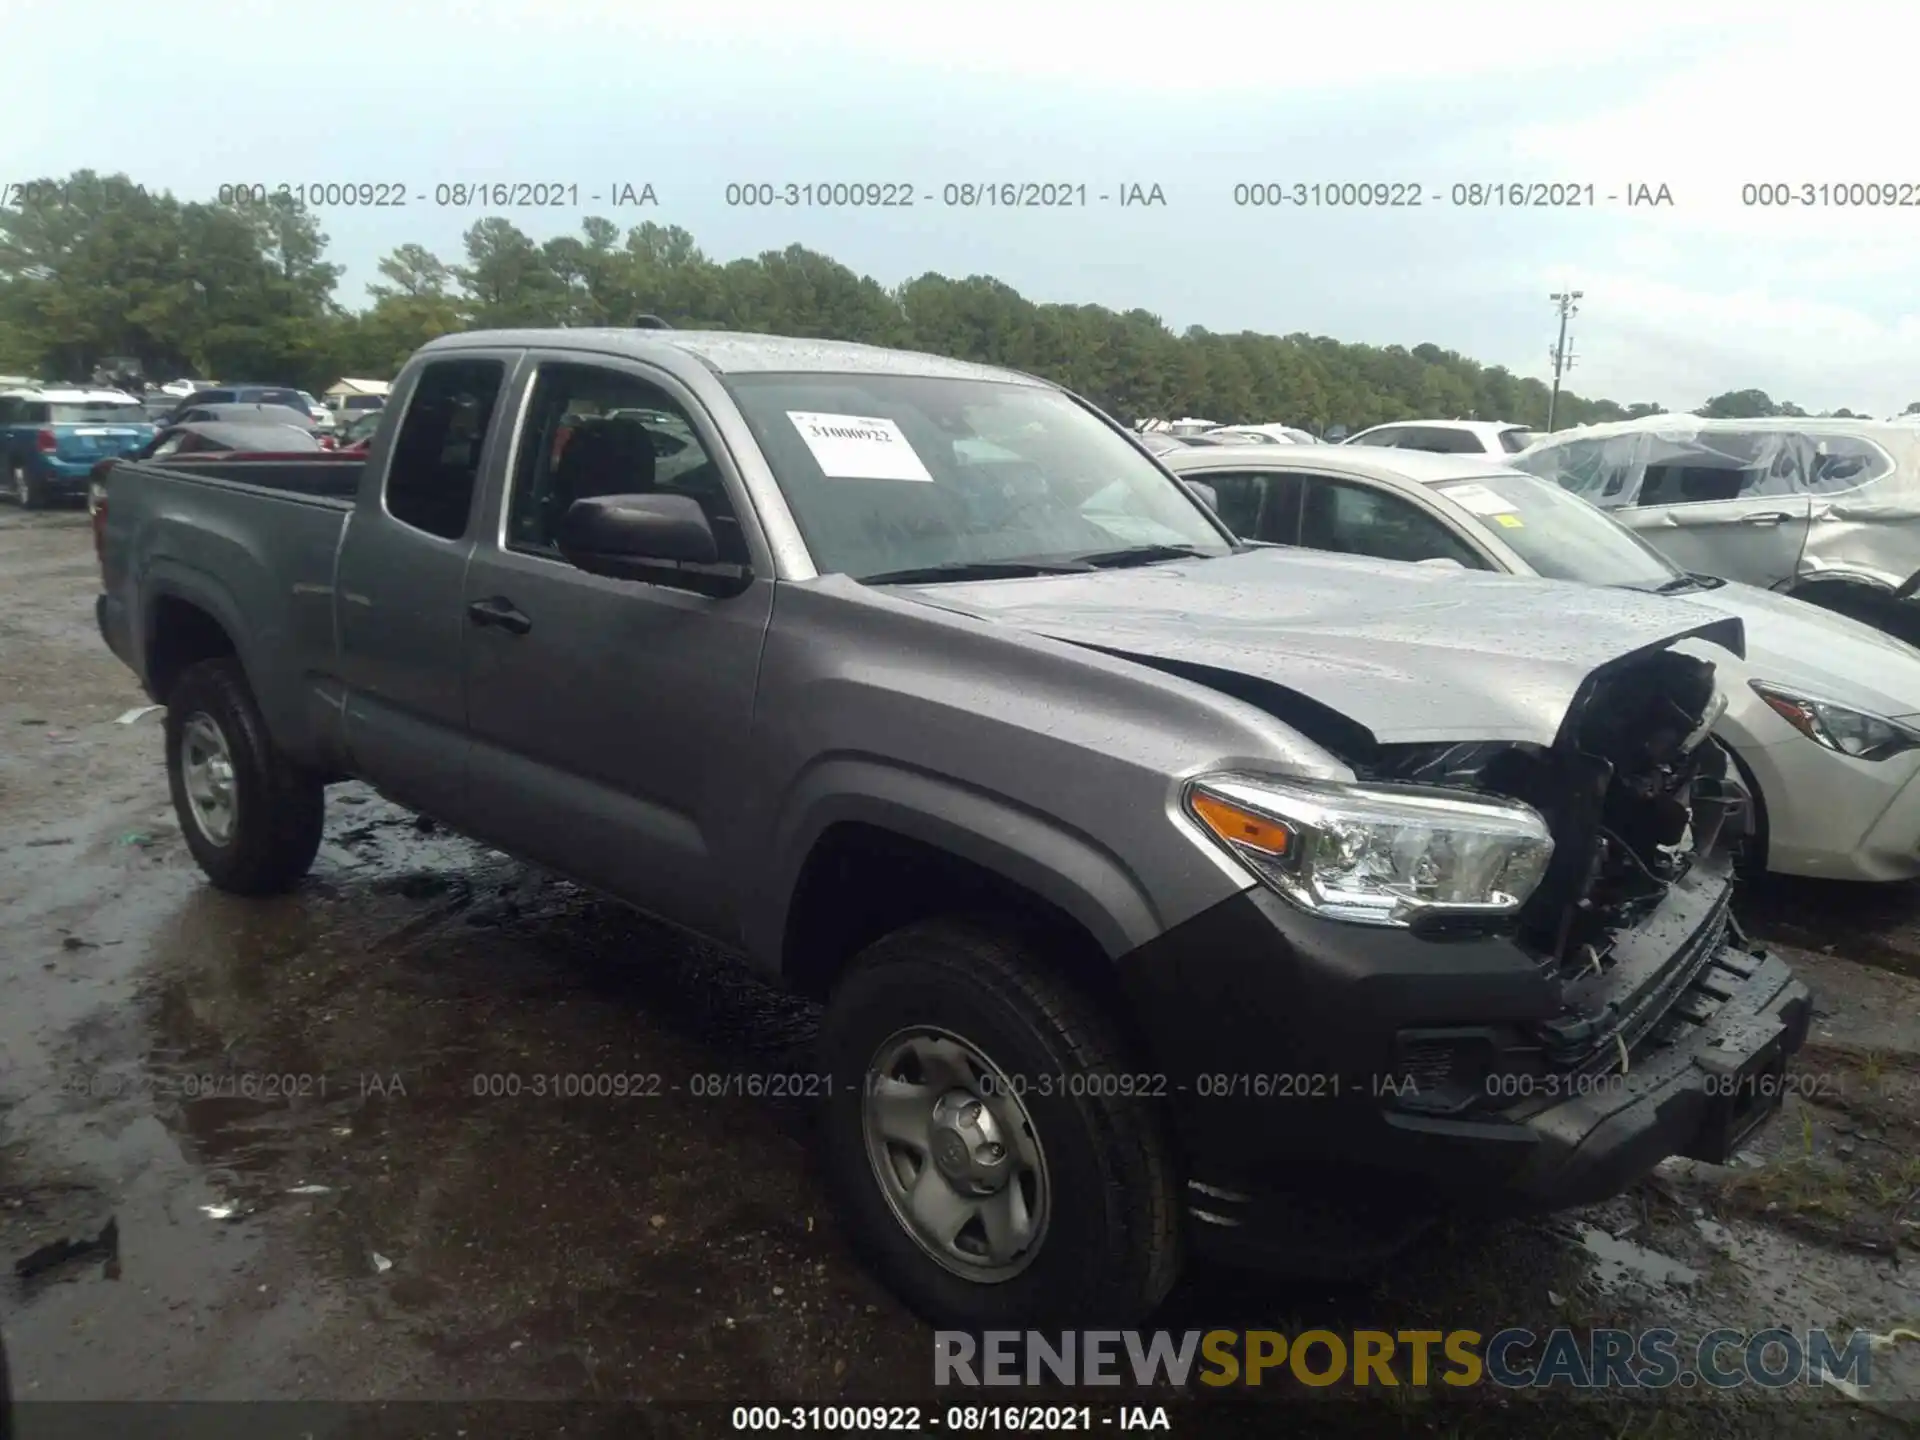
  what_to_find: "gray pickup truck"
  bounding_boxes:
[94,327,1810,1327]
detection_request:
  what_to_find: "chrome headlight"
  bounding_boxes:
[1183,773,1555,928]
[1751,681,1920,762]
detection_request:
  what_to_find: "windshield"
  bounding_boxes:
[342,411,384,442]
[1429,470,1679,589]
[723,373,1235,580]
[50,402,147,424]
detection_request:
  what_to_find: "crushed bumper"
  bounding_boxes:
[1117,882,1810,1275]
[1496,945,1808,1209]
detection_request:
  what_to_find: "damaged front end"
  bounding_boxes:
[1124,629,1814,1254]
[1359,644,1763,1092]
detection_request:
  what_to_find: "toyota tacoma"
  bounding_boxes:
[94,327,1811,1327]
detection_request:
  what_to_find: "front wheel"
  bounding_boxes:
[164,658,324,894]
[819,917,1182,1328]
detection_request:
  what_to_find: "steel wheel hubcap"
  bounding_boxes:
[180,712,237,845]
[862,1027,1049,1282]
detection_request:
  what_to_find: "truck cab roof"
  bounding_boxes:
[418,328,1048,386]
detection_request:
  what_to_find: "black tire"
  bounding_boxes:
[9,460,44,510]
[164,657,324,894]
[1794,584,1920,649]
[819,916,1182,1328]
[1725,744,1770,881]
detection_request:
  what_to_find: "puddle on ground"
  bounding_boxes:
[1571,1220,1699,1293]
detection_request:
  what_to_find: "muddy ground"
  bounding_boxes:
[2,505,1919,1437]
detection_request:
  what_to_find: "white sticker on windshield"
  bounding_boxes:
[1439,483,1516,517]
[787,411,933,482]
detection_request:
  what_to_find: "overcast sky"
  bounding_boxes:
[8,0,1914,414]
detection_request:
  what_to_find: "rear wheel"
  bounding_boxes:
[9,460,45,510]
[819,916,1182,1328]
[164,657,324,894]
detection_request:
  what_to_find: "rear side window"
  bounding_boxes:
[1806,434,1893,493]
[1400,428,1487,454]
[50,402,146,423]
[1299,477,1489,568]
[1350,426,1404,448]
[1636,431,1811,507]
[1190,469,1304,543]
[384,359,507,540]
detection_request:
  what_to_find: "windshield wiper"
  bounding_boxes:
[858,558,1095,585]
[1066,543,1214,569]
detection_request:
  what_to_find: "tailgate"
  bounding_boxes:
[58,424,153,459]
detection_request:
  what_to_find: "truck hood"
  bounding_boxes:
[898,547,1745,747]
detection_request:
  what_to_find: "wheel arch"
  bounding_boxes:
[764,764,1171,1017]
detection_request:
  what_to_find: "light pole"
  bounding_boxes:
[1547,290,1581,432]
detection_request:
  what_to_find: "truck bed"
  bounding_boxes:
[100,456,362,761]
[128,454,365,500]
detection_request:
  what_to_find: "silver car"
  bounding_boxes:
[1514,416,1920,641]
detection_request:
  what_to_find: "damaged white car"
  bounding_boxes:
[1514,416,1920,646]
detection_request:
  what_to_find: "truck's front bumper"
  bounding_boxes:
[1117,878,1810,1274]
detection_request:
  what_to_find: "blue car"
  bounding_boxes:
[0,387,156,507]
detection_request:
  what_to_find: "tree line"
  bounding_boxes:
[0,170,1908,430]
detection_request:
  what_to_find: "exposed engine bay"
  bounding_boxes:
[1358,647,1749,1040]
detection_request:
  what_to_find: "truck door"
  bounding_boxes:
[458,355,773,943]
[334,352,518,823]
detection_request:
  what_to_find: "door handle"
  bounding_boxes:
[466,596,531,635]
[1741,512,1792,526]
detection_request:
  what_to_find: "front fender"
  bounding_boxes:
[753,757,1180,972]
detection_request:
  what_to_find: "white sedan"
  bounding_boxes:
[1162,443,1920,882]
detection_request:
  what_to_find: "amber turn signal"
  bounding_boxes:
[1189,790,1292,857]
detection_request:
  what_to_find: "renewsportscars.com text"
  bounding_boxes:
[934,1328,1875,1390]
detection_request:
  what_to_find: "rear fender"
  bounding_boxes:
[140,562,315,755]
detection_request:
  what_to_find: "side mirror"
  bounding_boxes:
[1185,481,1219,513]
[557,493,748,596]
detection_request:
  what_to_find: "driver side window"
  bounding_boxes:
[504,363,749,564]
[1298,478,1489,568]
